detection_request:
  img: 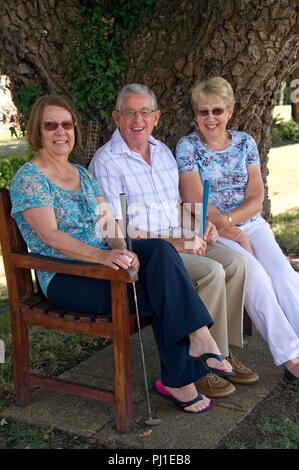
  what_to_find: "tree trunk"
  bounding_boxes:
[291,67,299,121]
[0,0,298,220]
[121,0,299,221]
[0,0,83,99]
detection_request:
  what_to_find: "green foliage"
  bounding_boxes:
[272,207,299,252]
[0,152,35,189]
[256,416,299,449]
[69,0,158,121]
[11,85,42,137]
[0,421,90,449]
[271,117,299,145]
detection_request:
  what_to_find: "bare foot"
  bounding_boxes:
[189,326,233,374]
[165,383,211,413]
[284,358,299,378]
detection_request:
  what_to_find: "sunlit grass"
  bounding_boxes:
[0,128,29,159]
[272,207,299,252]
[268,144,299,216]
[268,144,299,252]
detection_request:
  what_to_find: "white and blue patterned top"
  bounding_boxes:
[10,162,108,295]
[88,128,181,235]
[175,130,261,226]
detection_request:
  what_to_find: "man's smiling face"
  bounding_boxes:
[112,93,160,152]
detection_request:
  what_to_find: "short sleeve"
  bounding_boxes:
[76,164,103,198]
[245,134,260,166]
[91,176,103,197]
[175,136,200,174]
[10,163,53,218]
[91,158,124,220]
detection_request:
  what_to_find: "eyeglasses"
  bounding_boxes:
[117,109,157,119]
[197,108,226,117]
[41,121,76,131]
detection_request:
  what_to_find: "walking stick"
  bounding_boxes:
[119,193,161,427]
[200,179,210,237]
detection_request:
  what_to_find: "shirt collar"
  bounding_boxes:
[111,128,158,157]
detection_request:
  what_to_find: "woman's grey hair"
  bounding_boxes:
[191,77,235,112]
[116,83,158,111]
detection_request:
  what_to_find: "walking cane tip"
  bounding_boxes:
[145,418,162,426]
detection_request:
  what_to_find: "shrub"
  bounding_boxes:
[0,152,35,189]
[271,117,299,145]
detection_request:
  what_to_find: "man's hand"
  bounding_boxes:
[168,234,207,256]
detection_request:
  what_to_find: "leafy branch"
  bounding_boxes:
[68,0,158,121]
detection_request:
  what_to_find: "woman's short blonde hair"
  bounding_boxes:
[26,95,83,151]
[191,77,235,112]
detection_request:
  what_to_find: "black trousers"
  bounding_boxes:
[47,239,213,387]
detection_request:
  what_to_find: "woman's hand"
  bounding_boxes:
[202,220,219,243]
[97,248,140,271]
[130,252,140,271]
[236,232,256,257]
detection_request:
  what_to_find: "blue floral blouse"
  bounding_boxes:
[175,130,261,226]
[10,162,109,295]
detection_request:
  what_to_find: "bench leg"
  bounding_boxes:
[111,282,133,433]
[243,308,253,336]
[11,308,32,406]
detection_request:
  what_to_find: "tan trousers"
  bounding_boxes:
[179,241,247,356]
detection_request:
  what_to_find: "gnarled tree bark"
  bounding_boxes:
[0,0,83,98]
[0,0,298,220]
[122,0,299,220]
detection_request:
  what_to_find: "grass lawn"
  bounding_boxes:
[268,143,299,253]
[0,128,29,159]
[268,144,299,216]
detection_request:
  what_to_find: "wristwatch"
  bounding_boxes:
[226,212,233,225]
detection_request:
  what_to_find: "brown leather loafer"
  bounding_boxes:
[195,373,236,398]
[225,352,259,385]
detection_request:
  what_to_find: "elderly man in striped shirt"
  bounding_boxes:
[88,83,259,398]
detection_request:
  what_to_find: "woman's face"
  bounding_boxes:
[195,94,234,143]
[40,105,75,157]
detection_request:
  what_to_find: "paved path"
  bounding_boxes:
[2,327,283,449]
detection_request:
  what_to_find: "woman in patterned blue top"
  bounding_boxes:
[9,94,239,414]
[176,77,299,380]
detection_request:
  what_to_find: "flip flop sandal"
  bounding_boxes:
[188,353,236,377]
[153,380,212,413]
[284,366,299,382]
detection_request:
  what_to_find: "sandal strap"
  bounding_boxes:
[199,353,224,363]
[181,392,203,408]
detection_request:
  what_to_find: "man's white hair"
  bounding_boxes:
[116,83,158,111]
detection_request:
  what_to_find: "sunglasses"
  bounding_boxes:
[197,108,226,117]
[41,121,76,131]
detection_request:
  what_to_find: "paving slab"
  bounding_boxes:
[1,327,282,449]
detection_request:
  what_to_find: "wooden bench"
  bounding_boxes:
[0,187,151,433]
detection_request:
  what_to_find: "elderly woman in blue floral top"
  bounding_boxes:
[176,76,299,380]
[9,94,239,414]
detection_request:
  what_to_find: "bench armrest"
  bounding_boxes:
[10,250,138,283]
